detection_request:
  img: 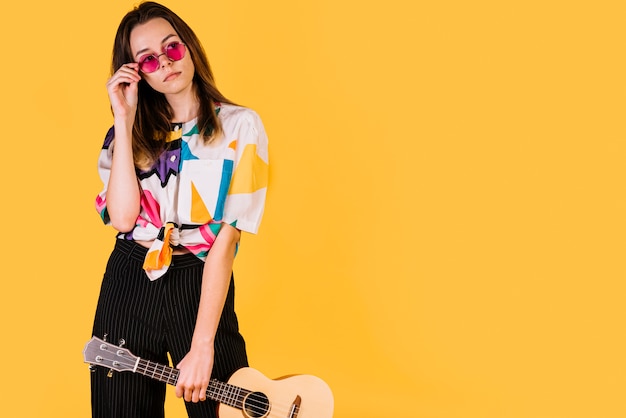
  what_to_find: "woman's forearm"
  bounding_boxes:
[174,224,240,402]
[192,223,241,346]
[106,120,141,232]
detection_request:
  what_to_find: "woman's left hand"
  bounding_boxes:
[175,343,215,402]
[175,223,240,403]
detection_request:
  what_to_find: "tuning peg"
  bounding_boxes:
[118,338,126,347]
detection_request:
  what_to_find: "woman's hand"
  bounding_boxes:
[106,63,141,120]
[104,63,142,231]
[174,223,240,403]
[175,343,215,403]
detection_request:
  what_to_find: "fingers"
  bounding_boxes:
[176,381,209,403]
[106,64,141,95]
[186,387,195,402]
[174,350,213,403]
[106,63,141,117]
[199,382,208,402]
[107,63,141,86]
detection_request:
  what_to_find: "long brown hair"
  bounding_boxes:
[111,1,234,169]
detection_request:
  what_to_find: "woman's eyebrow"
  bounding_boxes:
[134,34,179,58]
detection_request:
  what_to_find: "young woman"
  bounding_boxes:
[90,2,269,417]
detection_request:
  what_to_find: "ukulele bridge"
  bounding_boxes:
[289,395,302,418]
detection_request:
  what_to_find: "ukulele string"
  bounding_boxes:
[101,355,299,417]
[139,359,299,416]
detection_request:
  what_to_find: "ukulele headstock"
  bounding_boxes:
[83,336,138,372]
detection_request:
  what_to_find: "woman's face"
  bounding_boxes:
[129,18,195,97]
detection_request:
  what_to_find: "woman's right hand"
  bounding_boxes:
[104,63,143,231]
[106,63,141,120]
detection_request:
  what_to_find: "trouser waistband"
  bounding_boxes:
[113,239,202,268]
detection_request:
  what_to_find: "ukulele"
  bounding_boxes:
[83,336,334,418]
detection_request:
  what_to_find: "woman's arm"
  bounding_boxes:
[175,223,241,403]
[105,63,142,232]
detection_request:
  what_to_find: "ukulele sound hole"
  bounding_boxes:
[243,391,270,418]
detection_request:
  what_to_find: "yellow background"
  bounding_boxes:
[1,1,625,417]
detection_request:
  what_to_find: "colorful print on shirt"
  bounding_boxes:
[95,103,269,280]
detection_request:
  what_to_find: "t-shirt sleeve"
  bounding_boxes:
[95,126,115,225]
[222,110,269,234]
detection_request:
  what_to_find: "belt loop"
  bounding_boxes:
[126,240,137,260]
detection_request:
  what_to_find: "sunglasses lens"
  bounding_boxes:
[165,42,186,61]
[137,43,186,73]
[139,55,160,73]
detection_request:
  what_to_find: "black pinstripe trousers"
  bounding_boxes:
[90,239,249,418]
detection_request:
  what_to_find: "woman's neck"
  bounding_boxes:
[165,86,199,123]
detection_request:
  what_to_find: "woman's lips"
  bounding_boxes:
[163,72,181,82]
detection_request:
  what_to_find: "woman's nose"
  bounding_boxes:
[158,52,172,68]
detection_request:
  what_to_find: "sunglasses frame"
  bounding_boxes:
[137,42,187,74]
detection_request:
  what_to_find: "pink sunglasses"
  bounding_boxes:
[137,41,187,73]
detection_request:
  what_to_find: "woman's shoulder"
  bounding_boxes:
[218,103,263,126]
[217,104,266,142]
